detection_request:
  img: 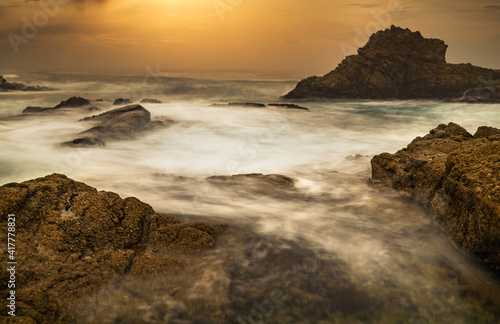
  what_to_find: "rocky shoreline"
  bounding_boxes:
[0,174,226,323]
[284,26,500,101]
[371,123,500,273]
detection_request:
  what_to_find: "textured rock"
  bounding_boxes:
[113,98,132,105]
[285,26,500,100]
[66,104,167,146]
[54,96,91,109]
[371,123,500,272]
[462,85,500,103]
[0,174,226,322]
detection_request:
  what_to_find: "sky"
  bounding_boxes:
[0,0,499,78]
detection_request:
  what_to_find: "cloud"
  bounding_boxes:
[484,5,500,10]
[344,3,379,8]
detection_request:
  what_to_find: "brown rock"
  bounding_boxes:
[371,123,500,272]
[285,26,500,100]
[0,174,226,322]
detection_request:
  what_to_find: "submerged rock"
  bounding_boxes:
[0,174,226,323]
[207,173,296,196]
[210,102,266,108]
[113,98,133,105]
[66,104,169,146]
[285,26,500,100]
[462,85,500,103]
[140,98,162,104]
[268,103,310,111]
[371,123,500,272]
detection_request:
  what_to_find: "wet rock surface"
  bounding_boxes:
[0,174,226,323]
[64,104,170,146]
[22,97,92,114]
[371,123,500,272]
[285,26,500,100]
[113,98,133,105]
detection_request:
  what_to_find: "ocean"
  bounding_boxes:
[1,72,499,323]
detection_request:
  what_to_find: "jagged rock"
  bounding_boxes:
[207,173,296,196]
[268,103,310,111]
[113,98,132,105]
[210,102,266,108]
[67,104,167,146]
[371,123,500,272]
[0,174,226,323]
[55,96,91,109]
[0,75,57,92]
[285,26,500,100]
[140,98,162,104]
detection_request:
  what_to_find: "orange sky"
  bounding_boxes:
[1,0,499,78]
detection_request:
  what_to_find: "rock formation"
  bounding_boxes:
[0,174,226,322]
[140,98,162,104]
[22,96,93,114]
[371,123,500,272]
[63,104,168,147]
[113,98,133,105]
[0,75,57,92]
[284,26,500,100]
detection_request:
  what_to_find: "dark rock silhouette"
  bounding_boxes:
[0,174,226,323]
[285,26,500,100]
[0,75,57,92]
[64,104,169,147]
[113,98,133,105]
[268,103,310,111]
[22,96,92,114]
[211,102,266,108]
[371,123,500,272]
[140,98,162,103]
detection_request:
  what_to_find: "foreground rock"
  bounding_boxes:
[207,173,296,196]
[0,174,226,322]
[371,123,500,272]
[64,104,168,147]
[285,26,500,100]
[0,75,57,92]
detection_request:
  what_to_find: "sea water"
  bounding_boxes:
[0,73,499,323]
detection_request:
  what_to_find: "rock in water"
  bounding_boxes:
[140,98,162,103]
[0,174,226,323]
[54,96,91,108]
[371,123,500,272]
[113,98,132,105]
[284,26,500,100]
[207,173,296,197]
[0,75,57,92]
[64,104,167,146]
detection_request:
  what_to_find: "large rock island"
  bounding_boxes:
[371,123,499,273]
[284,26,500,101]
